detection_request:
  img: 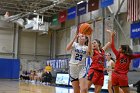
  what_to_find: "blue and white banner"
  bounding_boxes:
[67,6,76,20]
[101,0,114,8]
[77,2,87,16]
[131,22,140,38]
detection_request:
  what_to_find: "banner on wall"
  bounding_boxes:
[59,10,67,23]
[88,0,99,12]
[45,59,69,69]
[101,0,114,8]
[77,1,87,16]
[67,6,76,20]
[52,15,59,25]
[131,22,140,38]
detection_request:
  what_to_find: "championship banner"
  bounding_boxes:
[58,10,67,23]
[101,0,114,8]
[52,15,59,25]
[67,6,76,20]
[88,0,99,12]
[77,1,87,16]
[131,22,140,38]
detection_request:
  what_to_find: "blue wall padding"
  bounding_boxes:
[0,58,20,79]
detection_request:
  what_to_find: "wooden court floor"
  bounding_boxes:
[0,80,137,93]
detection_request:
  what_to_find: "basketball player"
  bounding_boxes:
[105,53,124,93]
[66,31,92,93]
[105,52,115,93]
[84,39,111,93]
[107,30,140,93]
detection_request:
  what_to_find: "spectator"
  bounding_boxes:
[42,69,52,85]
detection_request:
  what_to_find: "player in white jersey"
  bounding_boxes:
[105,52,115,93]
[66,33,91,93]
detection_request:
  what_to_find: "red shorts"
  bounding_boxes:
[87,68,104,86]
[112,72,128,87]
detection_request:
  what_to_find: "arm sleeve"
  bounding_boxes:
[111,36,119,57]
[130,54,140,59]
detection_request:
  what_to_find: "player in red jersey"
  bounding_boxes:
[107,30,140,93]
[83,39,110,93]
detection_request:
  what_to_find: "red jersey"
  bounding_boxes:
[111,37,140,74]
[90,49,105,71]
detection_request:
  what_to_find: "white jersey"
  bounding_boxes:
[69,42,88,65]
[106,60,114,73]
[106,60,114,80]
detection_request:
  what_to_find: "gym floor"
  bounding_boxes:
[0,79,137,93]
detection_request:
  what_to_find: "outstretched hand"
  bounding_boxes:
[106,29,112,33]
[106,29,116,36]
[111,31,116,37]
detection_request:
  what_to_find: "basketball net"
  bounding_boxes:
[105,17,113,31]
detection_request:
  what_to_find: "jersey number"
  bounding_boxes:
[75,54,83,61]
[120,58,127,64]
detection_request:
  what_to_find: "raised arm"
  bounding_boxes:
[102,29,111,51]
[106,30,119,56]
[66,34,78,51]
[86,35,92,56]
[102,42,111,51]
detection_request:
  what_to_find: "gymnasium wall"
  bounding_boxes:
[20,59,45,72]
[0,21,14,58]
[108,0,127,13]
[0,21,51,59]
[20,31,51,58]
[19,31,51,71]
[0,21,51,71]
[56,28,70,56]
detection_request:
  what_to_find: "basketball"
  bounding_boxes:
[79,23,93,35]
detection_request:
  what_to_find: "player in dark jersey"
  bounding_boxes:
[107,30,140,93]
[84,39,110,93]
